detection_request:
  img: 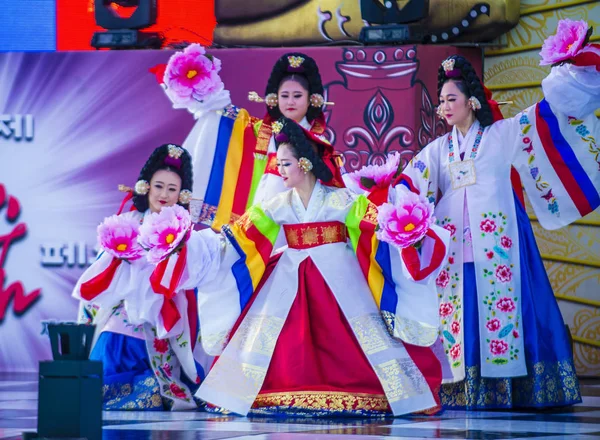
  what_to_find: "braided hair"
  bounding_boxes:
[437,55,494,128]
[265,52,324,123]
[132,144,193,212]
[275,117,333,183]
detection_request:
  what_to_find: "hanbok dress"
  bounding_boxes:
[176,182,451,417]
[391,62,599,409]
[72,210,219,410]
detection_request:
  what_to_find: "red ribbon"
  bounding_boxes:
[366,185,390,207]
[400,229,446,282]
[572,43,600,71]
[149,246,188,332]
[80,257,123,301]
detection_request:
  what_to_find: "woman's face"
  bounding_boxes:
[438,81,472,127]
[278,80,310,123]
[148,169,182,213]
[276,143,307,189]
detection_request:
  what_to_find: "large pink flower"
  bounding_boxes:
[449,344,461,360]
[138,205,192,264]
[376,190,434,249]
[480,219,497,234]
[496,297,516,313]
[540,19,589,66]
[97,214,143,261]
[485,318,501,332]
[164,43,224,106]
[347,152,401,191]
[495,265,513,283]
[490,339,509,356]
[436,270,450,288]
[439,302,454,317]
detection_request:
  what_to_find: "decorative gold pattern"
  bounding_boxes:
[350,313,399,355]
[203,359,268,404]
[253,390,390,412]
[374,358,428,403]
[381,310,439,347]
[441,359,582,408]
[235,314,285,356]
[284,222,348,249]
[103,375,163,410]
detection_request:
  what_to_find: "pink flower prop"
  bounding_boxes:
[138,205,192,264]
[496,297,516,313]
[436,270,450,288]
[449,344,461,360]
[495,265,513,283]
[163,43,224,107]
[347,152,401,191]
[540,19,589,66]
[490,339,509,356]
[500,236,513,249]
[439,302,454,317]
[486,318,501,332]
[376,190,434,249]
[97,214,143,261]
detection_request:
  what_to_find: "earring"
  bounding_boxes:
[178,189,192,205]
[436,106,444,117]
[134,180,149,195]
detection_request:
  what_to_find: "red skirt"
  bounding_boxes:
[225,255,442,417]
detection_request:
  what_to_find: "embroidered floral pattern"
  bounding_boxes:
[147,327,193,405]
[568,116,600,171]
[480,211,520,366]
[519,113,559,216]
[411,159,436,203]
[434,217,463,369]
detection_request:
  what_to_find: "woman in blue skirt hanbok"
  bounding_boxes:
[72,144,218,410]
[385,20,599,409]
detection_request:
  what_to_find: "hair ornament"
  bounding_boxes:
[469,96,482,111]
[309,93,335,108]
[298,157,313,174]
[272,120,284,134]
[135,180,150,195]
[178,189,192,205]
[288,55,305,69]
[167,144,184,159]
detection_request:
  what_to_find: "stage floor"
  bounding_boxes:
[1,373,599,440]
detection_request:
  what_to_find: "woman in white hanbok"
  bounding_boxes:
[72,144,218,410]
[173,117,451,417]
[389,31,599,409]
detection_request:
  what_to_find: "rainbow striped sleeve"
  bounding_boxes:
[222,205,280,309]
[345,195,398,318]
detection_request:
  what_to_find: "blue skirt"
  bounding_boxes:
[90,332,164,410]
[440,195,582,409]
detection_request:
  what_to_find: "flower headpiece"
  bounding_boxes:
[441,57,461,78]
[287,55,305,70]
[164,144,185,169]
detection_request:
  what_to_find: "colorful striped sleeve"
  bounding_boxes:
[221,205,280,309]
